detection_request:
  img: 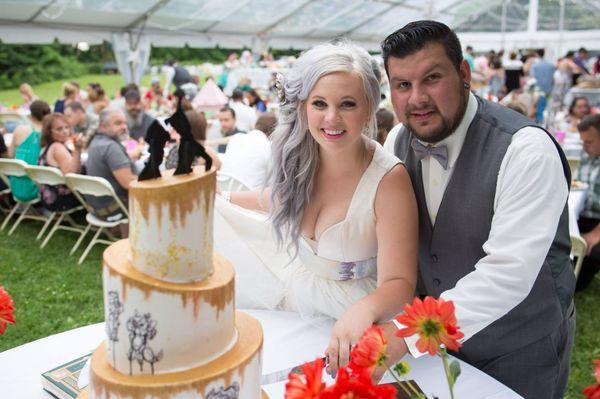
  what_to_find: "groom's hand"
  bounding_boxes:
[372,321,409,383]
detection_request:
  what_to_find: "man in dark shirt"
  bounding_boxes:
[216,107,245,153]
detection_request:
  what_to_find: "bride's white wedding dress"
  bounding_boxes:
[214,141,401,319]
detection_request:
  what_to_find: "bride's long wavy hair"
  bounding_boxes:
[269,41,381,256]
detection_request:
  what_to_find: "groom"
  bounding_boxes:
[378,21,575,398]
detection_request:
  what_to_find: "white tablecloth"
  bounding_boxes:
[0,309,521,399]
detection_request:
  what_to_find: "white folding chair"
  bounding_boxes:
[0,159,52,236]
[25,165,86,248]
[65,173,129,264]
[570,234,588,279]
[217,171,251,192]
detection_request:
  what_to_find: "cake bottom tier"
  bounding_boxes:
[86,312,263,399]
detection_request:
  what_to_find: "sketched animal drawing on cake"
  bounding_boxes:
[206,382,240,399]
[126,311,163,375]
[106,291,124,367]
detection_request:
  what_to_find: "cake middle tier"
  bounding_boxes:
[103,240,236,375]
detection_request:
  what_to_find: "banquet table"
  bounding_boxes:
[0,309,521,399]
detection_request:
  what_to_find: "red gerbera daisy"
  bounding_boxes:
[285,357,326,399]
[395,296,464,356]
[349,325,387,374]
[0,286,15,334]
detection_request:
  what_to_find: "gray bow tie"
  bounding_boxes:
[411,139,449,170]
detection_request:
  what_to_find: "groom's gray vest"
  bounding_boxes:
[394,96,575,361]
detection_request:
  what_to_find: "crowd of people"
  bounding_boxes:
[1,20,600,399]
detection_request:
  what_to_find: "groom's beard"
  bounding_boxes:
[406,88,468,144]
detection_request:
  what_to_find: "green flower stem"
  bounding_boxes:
[440,347,456,399]
[385,363,415,398]
[385,361,425,399]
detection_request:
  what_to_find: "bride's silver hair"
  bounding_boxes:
[268,40,381,256]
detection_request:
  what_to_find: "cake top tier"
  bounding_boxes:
[129,166,216,283]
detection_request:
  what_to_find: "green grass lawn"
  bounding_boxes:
[0,74,156,107]
[0,217,599,397]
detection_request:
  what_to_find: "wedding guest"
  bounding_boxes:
[214,106,245,153]
[229,88,257,132]
[220,112,275,190]
[246,88,267,113]
[124,90,155,141]
[19,83,38,109]
[8,100,51,201]
[575,114,600,291]
[375,108,395,145]
[86,107,137,229]
[38,114,82,211]
[379,20,574,399]
[218,41,418,373]
[165,110,221,171]
[54,82,78,114]
[64,101,99,138]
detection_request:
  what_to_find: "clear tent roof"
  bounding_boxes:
[0,0,599,53]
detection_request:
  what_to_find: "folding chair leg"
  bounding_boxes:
[70,223,92,255]
[8,204,32,235]
[0,203,19,231]
[78,227,104,265]
[36,212,56,240]
[40,213,64,248]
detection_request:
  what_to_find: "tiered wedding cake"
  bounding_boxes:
[79,167,265,399]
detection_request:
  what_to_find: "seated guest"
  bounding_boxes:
[54,82,78,114]
[19,83,38,109]
[86,107,137,229]
[214,106,245,153]
[575,114,600,290]
[228,89,256,132]
[220,112,276,190]
[86,83,110,116]
[64,101,99,138]
[9,100,51,202]
[0,124,7,194]
[38,114,83,211]
[165,110,221,171]
[246,88,267,113]
[124,90,155,140]
[375,108,395,145]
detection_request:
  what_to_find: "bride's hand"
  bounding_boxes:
[326,302,375,376]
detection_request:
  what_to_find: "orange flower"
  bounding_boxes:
[285,357,326,399]
[0,286,15,334]
[594,360,600,383]
[320,367,397,399]
[584,383,600,399]
[395,296,464,356]
[349,325,387,374]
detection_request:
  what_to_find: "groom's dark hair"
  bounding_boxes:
[381,20,463,75]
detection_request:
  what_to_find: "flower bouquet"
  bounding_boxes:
[0,286,15,334]
[284,296,463,399]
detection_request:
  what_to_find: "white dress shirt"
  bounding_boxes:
[229,101,258,132]
[384,92,569,358]
[220,129,271,190]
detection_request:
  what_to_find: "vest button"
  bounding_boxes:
[433,278,441,286]
[431,254,438,263]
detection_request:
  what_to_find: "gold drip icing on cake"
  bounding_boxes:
[129,167,215,228]
[90,312,262,399]
[104,240,234,318]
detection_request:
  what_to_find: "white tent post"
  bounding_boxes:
[110,32,151,85]
[500,0,507,51]
[558,0,565,57]
[527,0,539,47]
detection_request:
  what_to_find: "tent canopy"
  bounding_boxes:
[0,0,598,53]
[1,0,598,84]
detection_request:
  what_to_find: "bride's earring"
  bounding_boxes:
[463,82,470,89]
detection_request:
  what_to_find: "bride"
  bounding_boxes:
[215,41,417,370]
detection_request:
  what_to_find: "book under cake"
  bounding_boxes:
[79,167,265,399]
